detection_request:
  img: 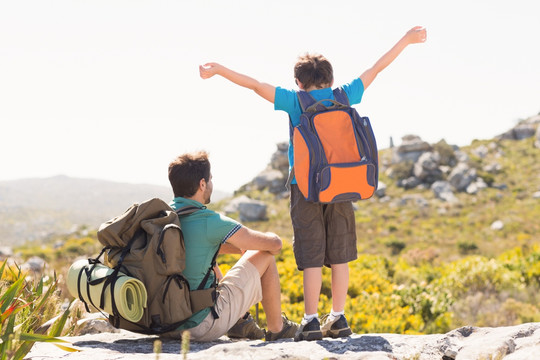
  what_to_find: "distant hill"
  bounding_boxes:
[0,176,229,246]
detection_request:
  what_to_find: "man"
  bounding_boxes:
[161,151,298,341]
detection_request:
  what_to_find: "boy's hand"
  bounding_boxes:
[405,26,427,44]
[199,63,221,79]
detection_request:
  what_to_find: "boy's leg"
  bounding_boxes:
[330,263,349,312]
[303,267,322,315]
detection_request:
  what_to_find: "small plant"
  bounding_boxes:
[458,241,478,254]
[386,239,406,255]
[0,260,78,360]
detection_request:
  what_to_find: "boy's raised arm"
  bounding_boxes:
[360,26,427,90]
[199,62,276,104]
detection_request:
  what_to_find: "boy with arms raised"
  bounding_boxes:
[199,26,427,341]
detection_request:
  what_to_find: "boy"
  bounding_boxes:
[199,26,427,341]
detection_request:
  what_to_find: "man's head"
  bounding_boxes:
[168,151,213,204]
[294,53,334,91]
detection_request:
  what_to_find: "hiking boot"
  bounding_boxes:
[294,317,323,341]
[264,314,299,341]
[227,312,265,340]
[320,314,353,338]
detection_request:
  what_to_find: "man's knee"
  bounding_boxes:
[244,250,275,276]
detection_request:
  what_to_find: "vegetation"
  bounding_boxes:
[3,136,540,341]
[0,261,78,359]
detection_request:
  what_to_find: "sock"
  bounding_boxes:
[329,310,344,321]
[303,313,318,322]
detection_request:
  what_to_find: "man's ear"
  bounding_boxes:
[199,178,206,191]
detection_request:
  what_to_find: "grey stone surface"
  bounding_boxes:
[24,323,540,360]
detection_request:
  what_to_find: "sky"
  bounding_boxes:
[1,0,539,194]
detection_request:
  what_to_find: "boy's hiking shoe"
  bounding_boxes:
[294,317,323,341]
[227,312,265,340]
[320,314,353,338]
[264,314,299,341]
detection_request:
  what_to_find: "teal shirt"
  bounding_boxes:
[274,77,365,183]
[170,197,241,329]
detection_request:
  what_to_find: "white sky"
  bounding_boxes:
[1,0,539,193]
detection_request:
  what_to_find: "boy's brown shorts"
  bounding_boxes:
[290,184,357,270]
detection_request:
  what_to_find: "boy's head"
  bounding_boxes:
[168,151,212,201]
[294,53,333,90]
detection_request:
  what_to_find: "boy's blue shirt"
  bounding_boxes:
[274,77,365,182]
[169,196,242,330]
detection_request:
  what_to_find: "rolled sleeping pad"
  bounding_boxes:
[67,259,147,323]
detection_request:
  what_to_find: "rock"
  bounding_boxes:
[397,176,422,190]
[448,163,477,192]
[398,194,429,208]
[413,152,443,184]
[223,195,267,222]
[392,135,432,164]
[534,122,540,148]
[374,181,386,198]
[25,323,540,360]
[269,142,290,176]
[497,122,537,141]
[491,220,504,231]
[431,181,458,203]
[21,256,47,272]
[472,144,489,159]
[483,162,502,174]
[251,168,286,194]
[533,191,540,199]
[0,246,13,260]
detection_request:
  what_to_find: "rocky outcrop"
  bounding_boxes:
[223,195,268,222]
[25,322,540,360]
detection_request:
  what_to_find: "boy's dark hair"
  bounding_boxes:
[168,151,211,198]
[294,53,333,90]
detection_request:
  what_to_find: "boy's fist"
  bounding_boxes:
[406,26,427,44]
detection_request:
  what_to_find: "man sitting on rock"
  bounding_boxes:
[161,151,298,341]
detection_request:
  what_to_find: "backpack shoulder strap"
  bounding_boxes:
[175,205,205,217]
[332,87,350,106]
[296,91,317,112]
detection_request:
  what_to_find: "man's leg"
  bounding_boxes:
[243,250,283,333]
[330,263,349,312]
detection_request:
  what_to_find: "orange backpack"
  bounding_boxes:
[291,88,378,203]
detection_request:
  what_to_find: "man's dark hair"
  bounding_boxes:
[168,151,211,198]
[294,53,333,90]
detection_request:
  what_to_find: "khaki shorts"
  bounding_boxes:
[187,255,262,342]
[290,184,357,270]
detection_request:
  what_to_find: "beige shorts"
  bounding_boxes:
[187,256,263,342]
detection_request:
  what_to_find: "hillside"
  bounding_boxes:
[0,176,229,246]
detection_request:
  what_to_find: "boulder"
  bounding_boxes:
[392,135,432,164]
[251,168,286,194]
[431,181,458,203]
[448,163,477,192]
[224,195,267,222]
[413,152,443,184]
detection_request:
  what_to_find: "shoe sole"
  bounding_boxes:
[294,330,323,342]
[322,328,352,338]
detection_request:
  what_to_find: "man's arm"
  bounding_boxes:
[225,226,282,256]
[360,26,427,90]
[199,63,276,104]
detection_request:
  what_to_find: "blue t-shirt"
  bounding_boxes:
[169,196,241,329]
[274,77,365,182]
